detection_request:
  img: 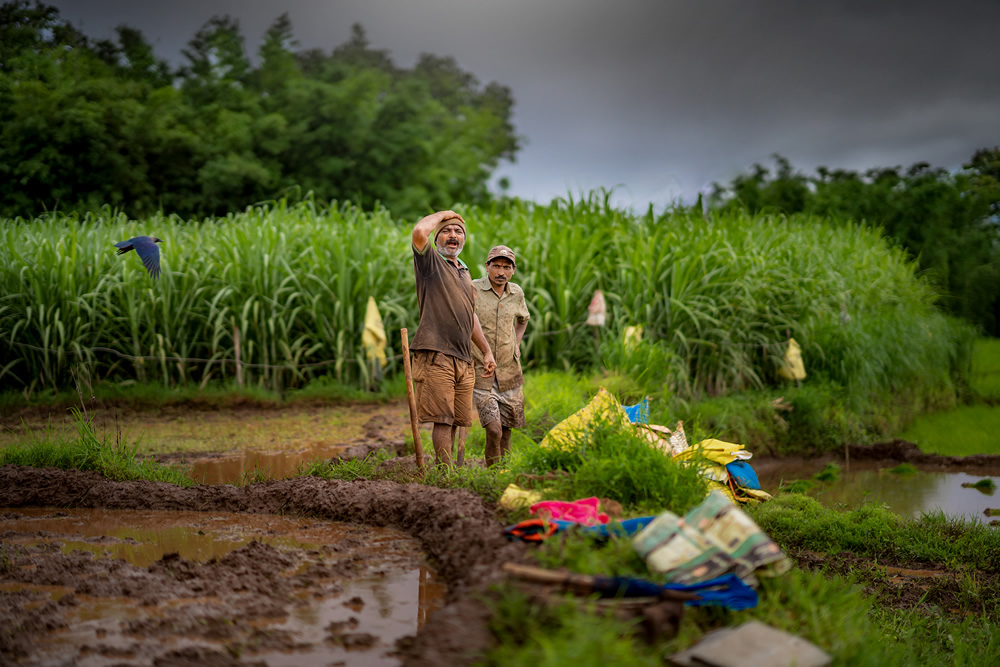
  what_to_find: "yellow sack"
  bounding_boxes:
[361,296,387,364]
[539,387,633,451]
[674,438,750,466]
[778,337,806,381]
[499,483,544,510]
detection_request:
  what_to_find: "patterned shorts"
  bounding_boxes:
[473,380,526,429]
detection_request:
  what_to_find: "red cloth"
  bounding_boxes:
[530,497,609,525]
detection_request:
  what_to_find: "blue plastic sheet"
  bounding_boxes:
[725,460,761,490]
[623,398,649,424]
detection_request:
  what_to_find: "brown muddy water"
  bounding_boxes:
[756,461,1000,523]
[0,507,446,666]
[186,446,347,485]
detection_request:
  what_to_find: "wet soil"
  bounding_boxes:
[0,466,527,666]
[4,418,1000,665]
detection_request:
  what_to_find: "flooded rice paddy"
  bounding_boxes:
[0,507,446,666]
[756,461,1000,523]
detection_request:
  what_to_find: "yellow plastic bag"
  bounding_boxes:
[674,438,750,466]
[778,337,805,381]
[539,387,632,451]
[361,296,387,364]
[499,483,544,510]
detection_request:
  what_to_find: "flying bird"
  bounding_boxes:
[114,236,164,278]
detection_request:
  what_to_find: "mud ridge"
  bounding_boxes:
[0,465,528,665]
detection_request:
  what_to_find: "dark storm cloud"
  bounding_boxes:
[47,0,1000,208]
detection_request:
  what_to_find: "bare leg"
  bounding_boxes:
[432,423,456,467]
[456,426,467,466]
[484,420,502,467]
[499,426,513,461]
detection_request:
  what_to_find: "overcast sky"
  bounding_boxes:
[49,0,1000,211]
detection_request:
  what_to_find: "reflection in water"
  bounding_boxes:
[757,464,1000,523]
[1,507,446,666]
[188,444,347,485]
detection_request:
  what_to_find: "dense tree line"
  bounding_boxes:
[0,1,520,219]
[709,151,1000,336]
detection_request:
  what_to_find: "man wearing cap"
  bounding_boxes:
[472,245,530,467]
[411,210,497,466]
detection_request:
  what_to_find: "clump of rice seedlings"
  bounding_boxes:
[779,479,816,495]
[813,463,841,482]
[961,478,997,491]
[888,463,919,475]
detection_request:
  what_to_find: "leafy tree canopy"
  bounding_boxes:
[0,1,522,219]
[710,150,1000,335]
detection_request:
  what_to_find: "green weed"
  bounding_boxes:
[0,408,193,486]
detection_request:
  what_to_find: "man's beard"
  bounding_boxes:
[437,240,464,258]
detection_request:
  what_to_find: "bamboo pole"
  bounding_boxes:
[401,328,425,469]
[234,325,243,387]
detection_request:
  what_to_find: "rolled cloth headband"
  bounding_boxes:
[434,216,466,239]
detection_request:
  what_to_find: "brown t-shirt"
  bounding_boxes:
[411,243,476,363]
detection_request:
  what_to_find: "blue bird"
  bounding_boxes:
[114,236,164,278]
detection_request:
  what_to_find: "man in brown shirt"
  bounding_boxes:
[472,245,530,467]
[411,210,496,466]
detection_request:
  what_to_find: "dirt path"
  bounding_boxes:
[0,466,527,666]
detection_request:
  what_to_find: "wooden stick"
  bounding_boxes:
[234,325,243,387]
[400,328,424,469]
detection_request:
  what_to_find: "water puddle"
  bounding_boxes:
[1,507,446,665]
[757,462,1000,523]
[185,445,347,485]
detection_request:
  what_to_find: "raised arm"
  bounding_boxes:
[412,210,465,253]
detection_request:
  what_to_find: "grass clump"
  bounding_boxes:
[749,495,1000,569]
[0,408,193,486]
[962,479,997,491]
[509,416,708,516]
[813,462,841,482]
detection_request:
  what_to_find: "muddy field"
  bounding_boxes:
[3,416,1000,665]
[0,466,527,666]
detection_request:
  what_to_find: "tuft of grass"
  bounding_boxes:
[813,462,841,482]
[508,416,708,516]
[749,495,1000,569]
[888,462,919,475]
[0,408,194,486]
[962,479,997,491]
[779,479,816,495]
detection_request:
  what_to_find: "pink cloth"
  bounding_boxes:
[529,497,609,525]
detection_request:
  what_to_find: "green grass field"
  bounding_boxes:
[899,337,1000,455]
[900,404,1000,456]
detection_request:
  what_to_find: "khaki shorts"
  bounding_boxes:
[412,351,474,427]
[474,380,526,429]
